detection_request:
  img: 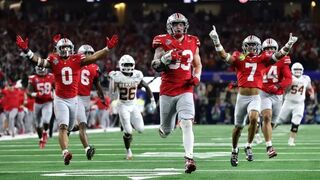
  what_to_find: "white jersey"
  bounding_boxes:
[108,70,143,104]
[284,75,312,103]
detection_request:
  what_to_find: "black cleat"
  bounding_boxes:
[86,145,96,160]
[184,157,196,173]
[244,147,254,161]
[230,151,239,167]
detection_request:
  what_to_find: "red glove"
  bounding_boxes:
[228,81,238,90]
[105,34,118,49]
[16,35,29,52]
[53,34,61,44]
[187,76,200,86]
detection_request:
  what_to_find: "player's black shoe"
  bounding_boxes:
[86,145,96,160]
[244,146,254,161]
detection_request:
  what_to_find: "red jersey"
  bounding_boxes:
[1,87,22,111]
[25,96,35,111]
[232,51,273,89]
[78,64,100,96]
[28,73,55,104]
[262,56,292,95]
[47,53,85,98]
[17,89,26,112]
[152,34,200,96]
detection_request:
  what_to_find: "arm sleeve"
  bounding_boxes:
[278,64,292,89]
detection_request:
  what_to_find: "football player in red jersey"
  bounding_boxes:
[27,66,55,148]
[209,25,298,166]
[0,80,22,137]
[75,44,106,160]
[260,38,292,158]
[151,13,202,174]
[16,34,118,165]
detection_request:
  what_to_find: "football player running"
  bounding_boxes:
[276,62,314,146]
[27,66,55,148]
[16,34,118,165]
[151,13,202,173]
[76,44,106,160]
[209,25,297,166]
[260,38,292,158]
[108,55,156,160]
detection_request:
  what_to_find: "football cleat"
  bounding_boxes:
[230,150,239,167]
[158,128,168,138]
[254,134,263,144]
[126,149,133,160]
[86,145,96,160]
[39,139,46,149]
[63,151,73,165]
[244,146,254,161]
[184,157,196,173]
[267,146,277,158]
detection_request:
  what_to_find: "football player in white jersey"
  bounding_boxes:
[108,55,156,160]
[277,62,314,146]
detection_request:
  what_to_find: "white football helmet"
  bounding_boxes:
[119,55,135,74]
[56,38,74,58]
[166,13,189,37]
[262,38,278,51]
[35,66,48,76]
[291,62,304,77]
[242,35,261,55]
[77,44,95,56]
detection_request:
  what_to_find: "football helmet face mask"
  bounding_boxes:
[242,35,261,55]
[35,66,48,76]
[77,44,95,57]
[56,38,74,58]
[291,62,304,77]
[262,38,278,52]
[166,13,189,38]
[119,55,135,74]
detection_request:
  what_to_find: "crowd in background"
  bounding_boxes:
[0,1,319,136]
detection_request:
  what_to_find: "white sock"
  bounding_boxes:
[62,149,69,156]
[85,146,90,153]
[266,141,272,147]
[246,143,252,148]
[232,148,238,153]
[180,120,194,159]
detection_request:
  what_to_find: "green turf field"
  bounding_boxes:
[0,124,320,180]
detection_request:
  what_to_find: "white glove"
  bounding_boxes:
[160,50,174,65]
[209,25,221,45]
[285,33,298,48]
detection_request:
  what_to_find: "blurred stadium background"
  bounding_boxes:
[0,0,319,130]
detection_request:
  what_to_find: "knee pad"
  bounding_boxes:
[291,123,299,133]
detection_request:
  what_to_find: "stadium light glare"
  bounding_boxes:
[114,2,126,10]
[86,0,94,2]
[311,1,316,8]
[40,0,47,2]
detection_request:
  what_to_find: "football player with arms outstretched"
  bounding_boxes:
[276,62,314,146]
[151,13,202,173]
[209,26,297,166]
[75,44,106,160]
[27,66,55,148]
[16,34,118,165]
[109,55,156,160]
[259,38,292,158]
